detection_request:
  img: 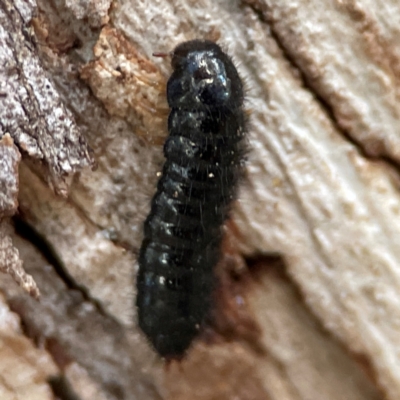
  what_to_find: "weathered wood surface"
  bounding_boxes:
[1,0,399,398]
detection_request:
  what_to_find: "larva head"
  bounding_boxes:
[167,40,243,110]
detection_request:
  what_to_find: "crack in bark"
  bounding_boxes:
[4,222,162,400]
[48,375,83,400]
[12,215,122,321]
[241,0,395,165]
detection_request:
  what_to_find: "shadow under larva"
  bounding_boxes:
[136,39,247,359]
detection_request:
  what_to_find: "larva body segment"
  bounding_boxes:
[136,40,246,358]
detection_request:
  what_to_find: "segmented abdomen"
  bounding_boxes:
[137,106,244,357]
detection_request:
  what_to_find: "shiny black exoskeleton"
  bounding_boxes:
[136,40,246,358]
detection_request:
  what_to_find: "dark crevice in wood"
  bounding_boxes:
[13,215,83,291]
[245,253,302,295]
[4,245,156,400]
[7,290,134,400]
[12,214,119,321]
[245,253,337,340]
[48,376,83,400]
[245,252,283,268]
[8,215,166,400]
[244,254,384,397]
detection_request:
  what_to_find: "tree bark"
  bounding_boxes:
[1,0,399,399]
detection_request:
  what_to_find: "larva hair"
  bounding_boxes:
[136,39,246,358]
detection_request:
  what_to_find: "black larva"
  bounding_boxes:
[136,39,246,358]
